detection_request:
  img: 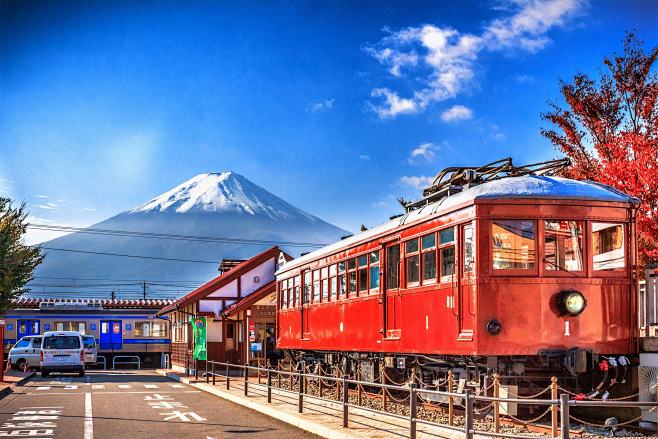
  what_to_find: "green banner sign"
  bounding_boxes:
[190,316,207,361]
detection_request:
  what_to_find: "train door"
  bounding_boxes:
[458,222,475,341]
[17,320,40,339]
[384,243,401,338]
[100,320,123,350]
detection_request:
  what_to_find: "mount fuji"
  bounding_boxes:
[33,172,349,298]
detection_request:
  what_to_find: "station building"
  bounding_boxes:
[3,298,173,368]
[157,246,292,374]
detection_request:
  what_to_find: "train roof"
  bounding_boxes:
[277,175,638,275]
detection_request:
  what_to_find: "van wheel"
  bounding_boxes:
[41,371,49,378]
[78,371,85,377]
[16,359,26,372]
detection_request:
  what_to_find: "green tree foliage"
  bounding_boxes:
[0,198,43,314]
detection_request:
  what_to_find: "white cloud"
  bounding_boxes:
[34,203,58,211]
[440,105,474,122]
[371,201,388,208]
[490,123,506,141]
[399,175,434,189]
[310,99,335,112]
[409,142,438,163]
[359,154,371,161]
[514,74,534,83]
[367,0,584,118]
[36,194,50,199]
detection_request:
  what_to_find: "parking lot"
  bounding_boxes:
[0,370,318,438]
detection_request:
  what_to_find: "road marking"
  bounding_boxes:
[84,392,93,439]
[36,387,51,391]
[25,390,202,396]
[160,411,206,422]
[91,385,105,390]
[144,384,158,389]
[118,385,132,389]
[170,384,184,388]
[64,385,78,390]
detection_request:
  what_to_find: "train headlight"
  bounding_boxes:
[557,290,587,316]
[486,319,502,336]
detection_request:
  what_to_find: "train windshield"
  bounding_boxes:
[544,221,584,272]
[592,222,625,271]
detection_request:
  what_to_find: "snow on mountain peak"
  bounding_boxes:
[129,171,315,221]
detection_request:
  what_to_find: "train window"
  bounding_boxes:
[492,220,535,270]
[592,222,625,271]
[405,238,420,286]
[348,259,356,270]
[441,247,455,281]
[330,265,337,276]
[294,276,300,307]
[386,245,400,289]
[440,228,455,245]
[303,272,311,304]
[347,258,357,296]
[370,251,380,291]
[338,273,346,297]
[313,270,321,303]
[464,222,476,273]
[322,269,329,302]
[544,221,584,272]
[358,255,368,292]
[55,321,86,334]
[338,261,345,273]
[422,233,437,283]
[135,321,166,337]
[279,281,285,309]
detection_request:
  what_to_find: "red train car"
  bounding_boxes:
[276,160,640,391]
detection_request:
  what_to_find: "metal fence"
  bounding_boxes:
[188,359,658,439]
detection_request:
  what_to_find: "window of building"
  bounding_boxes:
[544,221,584,272]
[312,270,321,303]
[386,245,400,290]
[421,233,437,283]
[55,321,86,334]
[348,258,357,295]
[226,323,235,339]
[492,220,535,270]
[439,227,456,281]
[358,255,368,293]
[303,272,311,304]
[369,251,380,291]
[592,222,625,271]
[134,321,167,337]
[405,239,420,286]
[321,267,329,302]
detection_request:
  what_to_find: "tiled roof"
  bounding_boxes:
[12,297,173,309]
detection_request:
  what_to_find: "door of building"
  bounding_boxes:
[100,320,123,350]
[17,320,40,340]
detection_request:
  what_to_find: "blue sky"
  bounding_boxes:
[1,0,657,244]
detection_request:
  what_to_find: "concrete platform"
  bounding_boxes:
[156,369,473,439]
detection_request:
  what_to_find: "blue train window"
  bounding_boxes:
[90,324,96,331]
[44,324,51,331]
[126,324,131,331]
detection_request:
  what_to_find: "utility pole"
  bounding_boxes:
[111,290,116,300]
[143,281,147,300]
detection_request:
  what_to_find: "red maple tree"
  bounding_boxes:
[541,33,658,265]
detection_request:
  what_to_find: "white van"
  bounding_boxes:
[40,331,85,377]
[8,336,42,371]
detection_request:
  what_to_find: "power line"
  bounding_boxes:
[38,246,219,264]
[28,223,329,248]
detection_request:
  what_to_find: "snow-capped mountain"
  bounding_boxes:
[33,172,349,298]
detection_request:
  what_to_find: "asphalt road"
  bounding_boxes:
[0,370,318,439]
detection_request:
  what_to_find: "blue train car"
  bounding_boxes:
[3,298,173,368]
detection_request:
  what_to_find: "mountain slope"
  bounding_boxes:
[33,172,348,298]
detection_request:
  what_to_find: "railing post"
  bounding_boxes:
[244,366,248,396]
[277,363,281,389]
[342,375,348,428]
[357,368,363,406]
[493,373,500,433]
[319,365,324,399]
[212,361,216,386]
[448,371,454,426]
[381,363,387,412]
[409,383,417,439]
[195,359,198,380]
[298,369,304,413]
[551,376,558,438]
[560,393,570,439]
[464,389,474,439]
[267,367,272,404]
[205,360,209,383]
[226,363,230,390]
